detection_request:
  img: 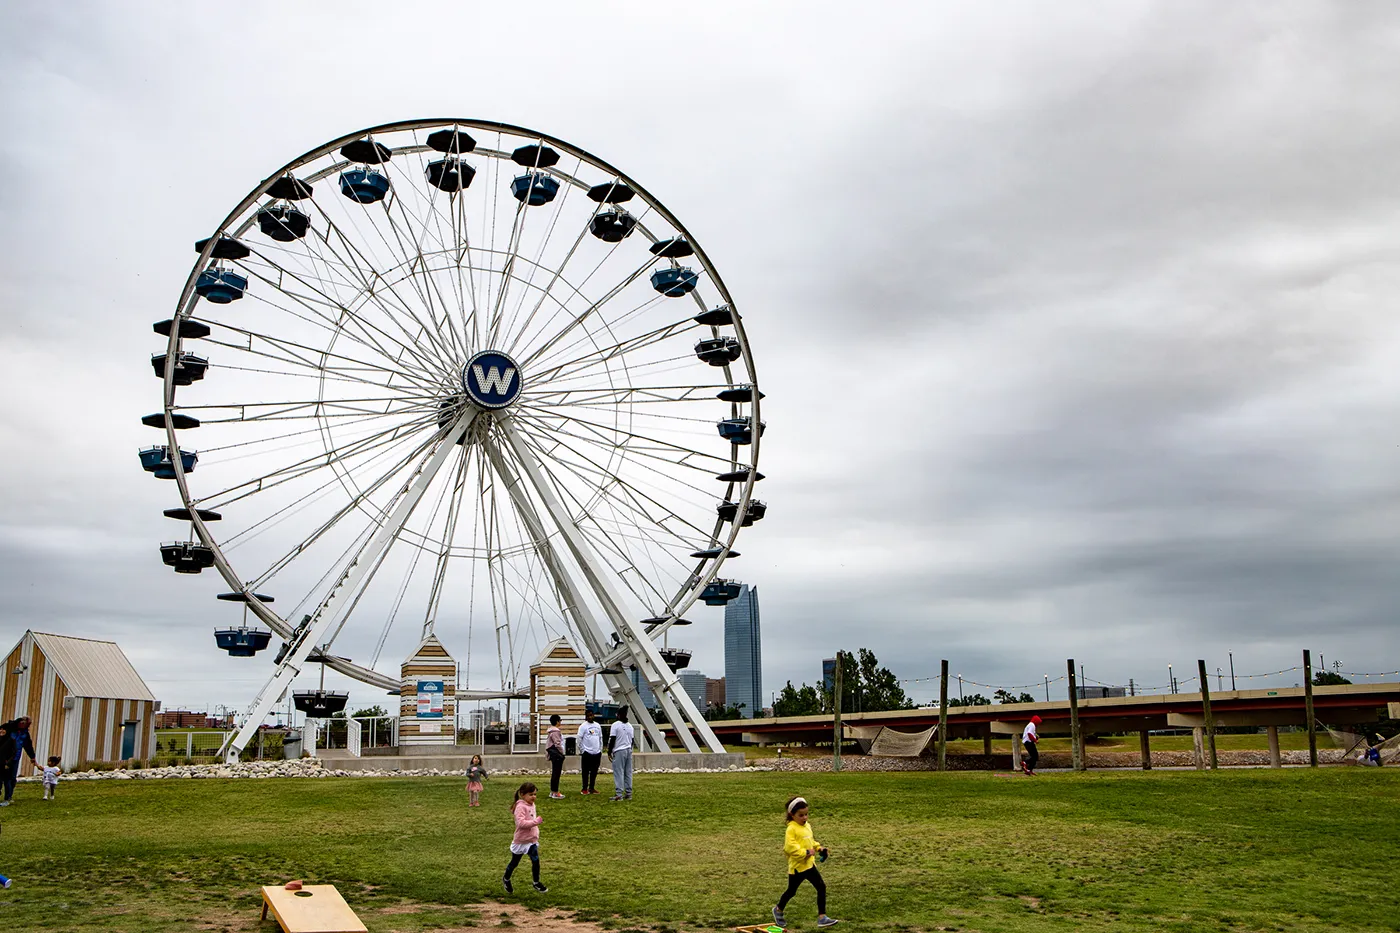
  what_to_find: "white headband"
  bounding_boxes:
[787,797,807,814]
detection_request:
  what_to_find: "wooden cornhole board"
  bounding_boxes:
[260,885,367,933]
[736,926,787,933]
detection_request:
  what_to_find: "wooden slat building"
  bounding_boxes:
[530,638,586,746]
[1,631,158,772]
[398,634,457,746]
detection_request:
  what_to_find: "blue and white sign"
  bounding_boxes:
[417,680,444,719]
[463,350,522,410]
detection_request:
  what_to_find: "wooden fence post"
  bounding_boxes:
[1198,659,1218,769]
[1303,649,1317,767]
[1139,729,1152,770]
[1066,659,1083,772]
[832,652,843,772]
[937,659,949,771]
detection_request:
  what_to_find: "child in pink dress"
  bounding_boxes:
[466,754,487,807]
[503,782,547,894]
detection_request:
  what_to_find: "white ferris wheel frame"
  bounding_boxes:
[151,119,761,761]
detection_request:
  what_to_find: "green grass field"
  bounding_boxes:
[1,768,1396,933]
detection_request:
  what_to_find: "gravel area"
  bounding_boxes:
[21,759,773,781]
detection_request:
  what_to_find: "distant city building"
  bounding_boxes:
[630,667,658,708]
[706,677,726,710]
[822,657,838,693]
[677,669,707,711]
[724,584,762,718]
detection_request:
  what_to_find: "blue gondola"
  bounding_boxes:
[700,579,743,606]
[691,547,740,559]
[194,236,251,260]
[717,417,765,445]
[160,541,215,574]
[589,210,636,242]
[695,337,741,366]
[659,647,692,672]
[214,627,273,657]
[140,446,197,479]
[340,169,391,203]
[293,691,349,716]
[425,157,476,192]
[151,352,208,386]
[257,205,310,241]
[340,139,392,164]
[715,466,765,484]
[267,175,314,200]
[153,318,211,339]
[643,615,693,628]
[164,507,222,522]
[427,128,476,154]
[511,173,560,206]
[650,237,694,258]
[141,412,201,430]
[717,499,767,526]
[717,384,764,403]
[588,181,634,203]
[195,269,247,304]
[651,267,698,297]
[694,305,733,326]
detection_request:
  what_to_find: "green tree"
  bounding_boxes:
[994,689,1036,704]
[706,703,746,721]
[948,693,991,707]
[1312,671,1351,686]
[824,648,913,713]
[773,681,824,717]
[352,705,388,719]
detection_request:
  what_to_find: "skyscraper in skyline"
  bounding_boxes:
[724,584,762,718]
[677,668,707,712]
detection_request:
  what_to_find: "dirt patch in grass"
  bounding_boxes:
[371,903,617,933]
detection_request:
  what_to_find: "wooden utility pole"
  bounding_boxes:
[937,659,949,771]
[1197,659,1217,769]
[1303,649,1317,768]
[832,652,843,772]
[1067,658,1084,771]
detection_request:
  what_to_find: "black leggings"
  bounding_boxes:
[1024,739,1039,770]
[549,754,564,793]
[581,752,601,791]
[778,868,826,914]
[505,844,540,883]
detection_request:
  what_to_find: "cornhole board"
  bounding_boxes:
[736,926,787,933]
[260,885,367,933]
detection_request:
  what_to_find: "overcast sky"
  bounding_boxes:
[2,2,1398,718]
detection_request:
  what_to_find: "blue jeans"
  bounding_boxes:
[611,748,633,797]
[1,760,17,801]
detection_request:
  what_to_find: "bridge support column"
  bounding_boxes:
[1139,729,1152,770]
[1266,725,1281,768]
[983,726,992,756]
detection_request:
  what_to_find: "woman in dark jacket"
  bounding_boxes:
[0,716,38,806]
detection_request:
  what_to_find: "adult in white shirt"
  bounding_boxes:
[1021,715,1042,775]
[607,707,636,801]
[576,709,604,795]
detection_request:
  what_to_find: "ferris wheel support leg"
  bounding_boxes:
[495,417,725,754]
[483,438,667,751]
[222,412,479,764]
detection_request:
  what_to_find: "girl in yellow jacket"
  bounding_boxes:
[773,796,839,928]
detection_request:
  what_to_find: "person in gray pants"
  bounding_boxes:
[607,707,635,801]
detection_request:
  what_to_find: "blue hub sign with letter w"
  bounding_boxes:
[463,350,522,410]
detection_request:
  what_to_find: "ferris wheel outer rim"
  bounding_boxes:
[160,118,760,690]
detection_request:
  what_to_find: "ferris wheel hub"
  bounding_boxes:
[462,350,523,410]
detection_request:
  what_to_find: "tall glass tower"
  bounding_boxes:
[724,584,763,718]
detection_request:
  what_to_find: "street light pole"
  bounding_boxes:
[1168,664,1173,694]
[957,674,963,702]
[1044,675,1049,702]
[1229,651,1236,691]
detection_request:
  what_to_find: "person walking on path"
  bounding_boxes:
[576,709,603,794]
[466,754,488,807]
[607,707,635,801]
[502,782,548,894]
[1021,715,1042,775]
[545,715,566,799]
[41,756,62,801]
[0,717,38,806]
[773,795,839,928]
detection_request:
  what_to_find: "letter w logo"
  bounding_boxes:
[472,364,516,395]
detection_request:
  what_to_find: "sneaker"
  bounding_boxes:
[0,801,10,807]
[610,794,624,801]
[817,916,840,928]
[532,881,548,893]
[502,876,513,894]
[549,792,565,799]
[772,906,786,926]
[580,789,590,795]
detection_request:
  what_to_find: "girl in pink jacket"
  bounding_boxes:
[503,782,548,894]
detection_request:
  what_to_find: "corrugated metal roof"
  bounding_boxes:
[29,632,156,701]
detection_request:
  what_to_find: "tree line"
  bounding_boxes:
[772,648,912,716]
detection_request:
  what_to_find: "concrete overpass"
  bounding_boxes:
[694,683,1400,769]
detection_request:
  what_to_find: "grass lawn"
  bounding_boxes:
[0,768,1396,932]
[732,732,1324,758]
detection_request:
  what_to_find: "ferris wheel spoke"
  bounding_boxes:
[176,394,438,424]
[493,159,585,353]
[299,201,463,378]
[516,252,664,369]
[512,417,716,543]
[517,406,736,473]
[222,254,448,383]
[193,409,440,512]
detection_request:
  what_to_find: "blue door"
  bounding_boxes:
[120,722,137,760]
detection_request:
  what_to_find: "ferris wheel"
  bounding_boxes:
[140,120,765,761]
